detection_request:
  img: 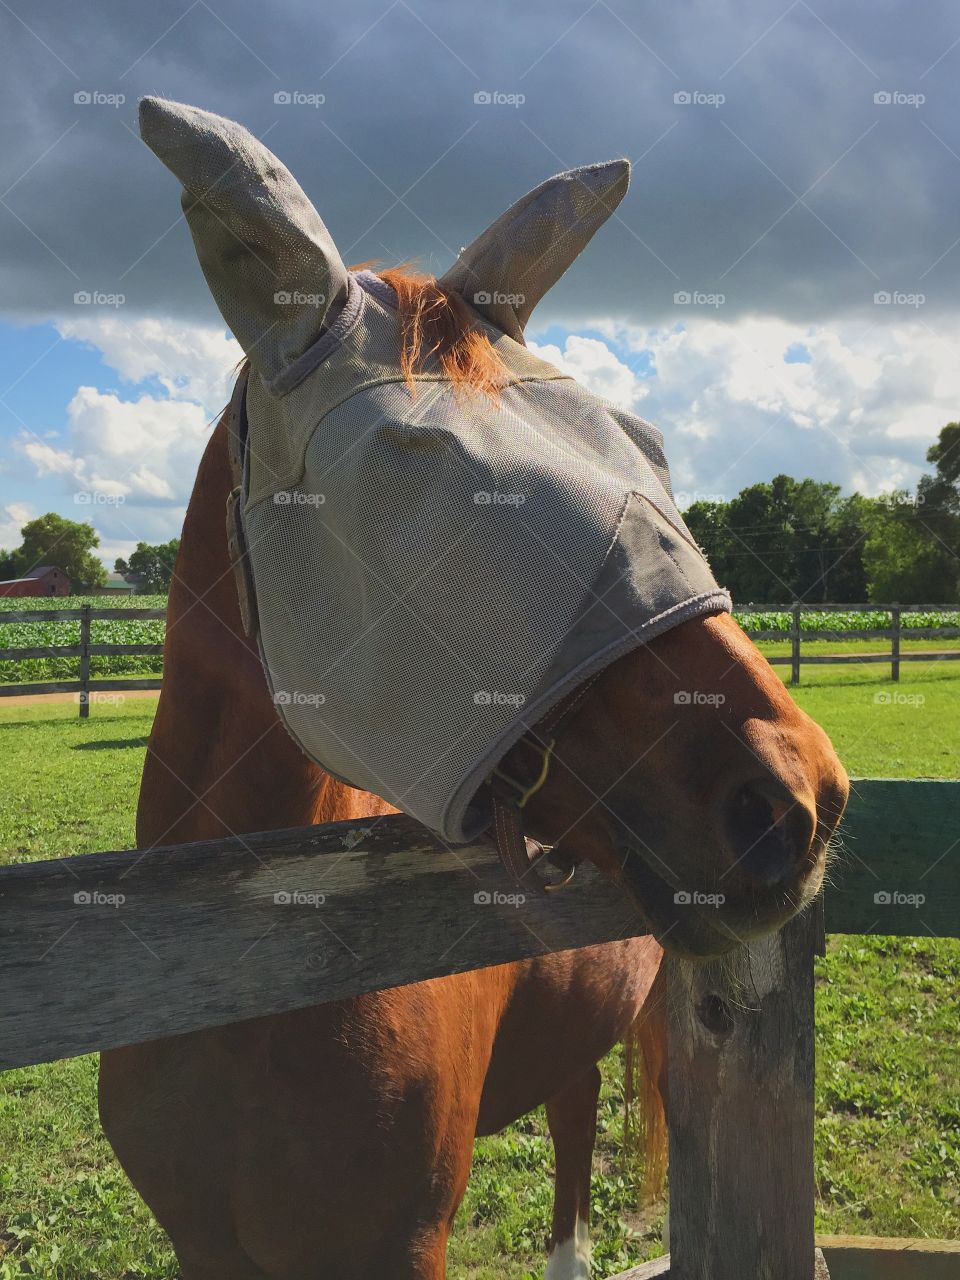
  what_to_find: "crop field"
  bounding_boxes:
[0,662,958,1277]
[2,598,958,689]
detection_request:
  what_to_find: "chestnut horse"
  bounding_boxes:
[99,99,849,1279]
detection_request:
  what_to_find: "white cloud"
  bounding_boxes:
[537,315,960,501]
[0,502,35,553]
[55,315,241,414]
[15,316,237,564]
[527,334,647,409]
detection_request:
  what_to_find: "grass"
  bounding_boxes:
[0,666,958,1277]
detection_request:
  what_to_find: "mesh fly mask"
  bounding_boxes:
[139,97,732,880]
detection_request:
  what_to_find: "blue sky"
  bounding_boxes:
[2,0,959,565]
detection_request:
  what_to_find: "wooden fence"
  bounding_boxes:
[3,605,959,718]
[739,603,960,683]
[0,605,164,717]
[1,778,957,1278]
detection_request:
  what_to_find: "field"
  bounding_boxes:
[0,662,958,1277]
[2,599,958,690]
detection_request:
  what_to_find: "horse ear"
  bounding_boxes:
[138,97,349,386]
[438,159,629,342]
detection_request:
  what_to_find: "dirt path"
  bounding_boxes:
[0,689,160,708]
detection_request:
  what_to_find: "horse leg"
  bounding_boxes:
[544,1064,601,1280]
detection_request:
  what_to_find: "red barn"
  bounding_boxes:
[0,566,72,597]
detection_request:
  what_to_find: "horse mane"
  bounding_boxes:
[361,262,509,399]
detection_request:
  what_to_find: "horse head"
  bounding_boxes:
[139,97,848,959]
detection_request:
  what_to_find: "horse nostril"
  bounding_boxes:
[724,780,814,887]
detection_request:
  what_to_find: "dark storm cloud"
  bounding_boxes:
[1,0,959,329]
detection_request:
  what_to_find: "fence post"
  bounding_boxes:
[891,603,901,684]
[791,602,802,685]
[666,905,820,1279]
[78,604,91,720]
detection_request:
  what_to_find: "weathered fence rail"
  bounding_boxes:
[0,605,164,717]
[738,602,960,683]
[1,778,958,1277]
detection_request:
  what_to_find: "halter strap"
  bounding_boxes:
[488,674,602,891]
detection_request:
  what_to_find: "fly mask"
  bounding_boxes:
[139,97,731,877]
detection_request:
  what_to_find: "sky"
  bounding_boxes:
[1,0,959,567]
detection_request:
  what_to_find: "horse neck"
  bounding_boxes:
[137,415,390,849]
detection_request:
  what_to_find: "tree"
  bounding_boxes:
[121,540,181,593]
[10,514,106,590]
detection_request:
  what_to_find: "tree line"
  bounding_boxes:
[685,423,959,604]
[2,422,957,603]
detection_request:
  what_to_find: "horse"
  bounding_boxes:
[98,97,849,1280]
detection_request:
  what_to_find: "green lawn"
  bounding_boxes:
[0,667,957,1278]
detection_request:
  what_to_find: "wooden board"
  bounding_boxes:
[0,780,956,1070]
[825,780,958,937]
[610,1240,960,1279]
[0,814,641,1069]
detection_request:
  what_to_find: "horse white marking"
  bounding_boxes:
[545,1216,591,1280]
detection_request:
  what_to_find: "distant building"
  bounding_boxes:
[0,566,72,597]
[89,570,144,596]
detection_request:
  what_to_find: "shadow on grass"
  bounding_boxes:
[72,737,151,751]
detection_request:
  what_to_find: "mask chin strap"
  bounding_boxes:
[487,675,602,893]
[225,365,258,639]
